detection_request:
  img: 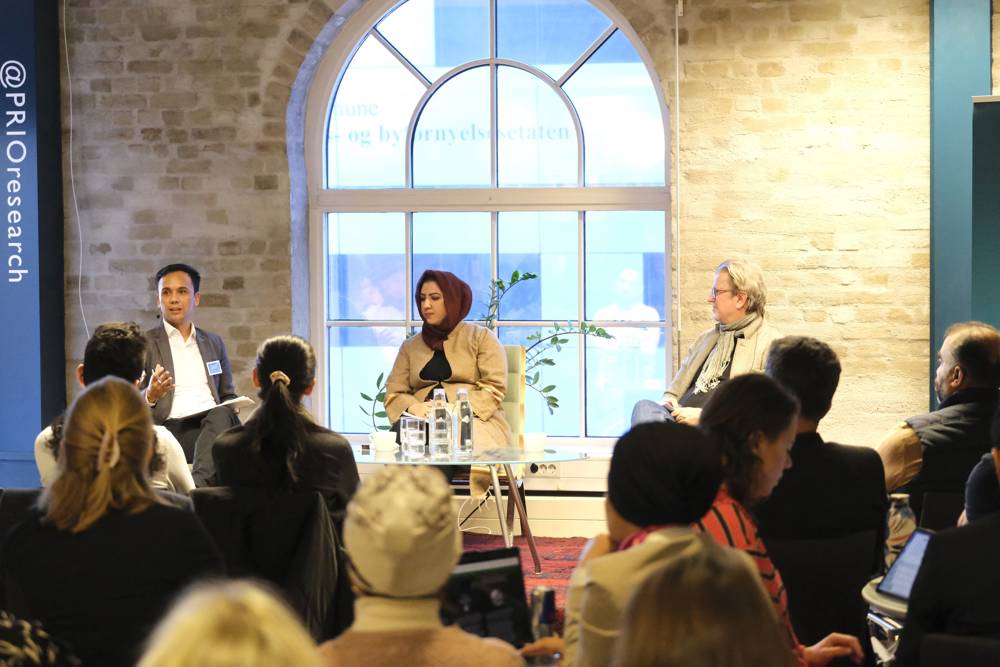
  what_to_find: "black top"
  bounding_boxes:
[213,419,360,531]
[895,511,1000,666]
[902,387,998,519]
[756,431,888,568]
[0,503,223,667]
[418,348,452,392]
[677,339,739,408]
[965,452,1000,523]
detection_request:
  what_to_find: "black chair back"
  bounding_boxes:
[0,489,41,537]
[918,492,965,530]
[191,487,353,640]
[767,530,878,667]
[921,633,1000,666]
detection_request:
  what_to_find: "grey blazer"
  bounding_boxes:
[143,324,237,424]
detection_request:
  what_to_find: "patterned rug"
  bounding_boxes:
[461,532,587,613]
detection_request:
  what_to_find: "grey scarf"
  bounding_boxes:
[692,313,760,394]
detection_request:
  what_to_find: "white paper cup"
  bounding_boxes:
[523,432,547,453]
[371,431,398,452]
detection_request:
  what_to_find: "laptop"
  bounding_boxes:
[876,528,933,602]
[440,547,534,648]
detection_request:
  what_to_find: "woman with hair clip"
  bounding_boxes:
[697,374,864,667]
[611,535,793,667]
[384,269,511,447]
[213,335,360,530]
[1,377,223,667]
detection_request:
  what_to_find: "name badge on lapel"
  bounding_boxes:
[206,360,223,376]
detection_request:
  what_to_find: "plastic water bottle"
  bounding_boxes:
[884,493,916,570]
[428,388,452,458]
[454,388,474,457]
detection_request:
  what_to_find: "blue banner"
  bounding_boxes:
[0,0,44,485]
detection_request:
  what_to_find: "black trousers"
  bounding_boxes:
[163,405,239,487]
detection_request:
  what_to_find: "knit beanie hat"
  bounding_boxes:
[608,421,723,527]
[344,465,462,597]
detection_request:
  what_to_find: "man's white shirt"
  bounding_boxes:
[164,320,217,419]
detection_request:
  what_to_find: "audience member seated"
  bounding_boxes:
[318,466,521,667]
[34,321,193,494]
[876,321,1000,519]
[963,411,1000,523]
[894,432,1000,666]
[0,610,81,667]
[757,336,887,556]
[385,269,511,447]
[213,335,359,530]
[610,534,793,667]
[964,450,1000,523]
[531,421,723,667]
[142,263,240,487]
[1,377,223,667]
[139,580,320,667]
[632,257,781,427]
[697,374,864,667]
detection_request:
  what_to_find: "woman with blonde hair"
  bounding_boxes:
[611,535,793,667]
[139,580,320,667]
[1,377,222,667]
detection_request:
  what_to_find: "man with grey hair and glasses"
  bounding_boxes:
[632,257,782,427]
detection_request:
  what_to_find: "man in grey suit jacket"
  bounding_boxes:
[143,263,239,487]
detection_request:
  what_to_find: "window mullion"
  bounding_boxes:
[557,25,616,88]
[405,211,413,323]
[578,209,587,437]
[489,0,498,188]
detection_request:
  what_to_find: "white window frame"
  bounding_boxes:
[304,0,672,445]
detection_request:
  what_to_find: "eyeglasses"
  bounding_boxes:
[709,288,735,299]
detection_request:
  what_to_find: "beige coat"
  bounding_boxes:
[385,322,512,448]
[662,317,783,405]
[563,527,700,667]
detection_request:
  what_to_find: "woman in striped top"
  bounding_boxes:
[698,374,864,667]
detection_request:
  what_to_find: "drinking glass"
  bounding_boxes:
[401,416,426,458]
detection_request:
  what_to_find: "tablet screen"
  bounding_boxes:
[877,529,932,601]
[440,547,534,648]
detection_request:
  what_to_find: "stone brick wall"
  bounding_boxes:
[62,0,935,444]
[618,0,932,444]
[62,0,340,401]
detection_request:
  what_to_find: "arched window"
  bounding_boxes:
[307,0,670,440]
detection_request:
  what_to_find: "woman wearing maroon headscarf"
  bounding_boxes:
[384,270,513,448]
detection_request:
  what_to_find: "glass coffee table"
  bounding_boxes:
[353,446,590,573]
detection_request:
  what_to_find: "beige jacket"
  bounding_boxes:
[319,597,521,667]
[385,322,512,448]
[563,527,700,667]
[662,317,783,405]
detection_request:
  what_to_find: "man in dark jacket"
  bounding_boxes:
[895,429,1000,666]
[876,321,1000,520]
[757,336,888,557]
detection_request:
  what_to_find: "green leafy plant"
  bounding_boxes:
[481,269,537,330]
[480,271,613,415]
[359,372,390,432]
[524,322,612,413]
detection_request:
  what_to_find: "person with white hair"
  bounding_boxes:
[632,257,782,427]
[318,466,521,667]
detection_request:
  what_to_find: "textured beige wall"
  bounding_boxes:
[621,0,932,444]
[61,0,933,443]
